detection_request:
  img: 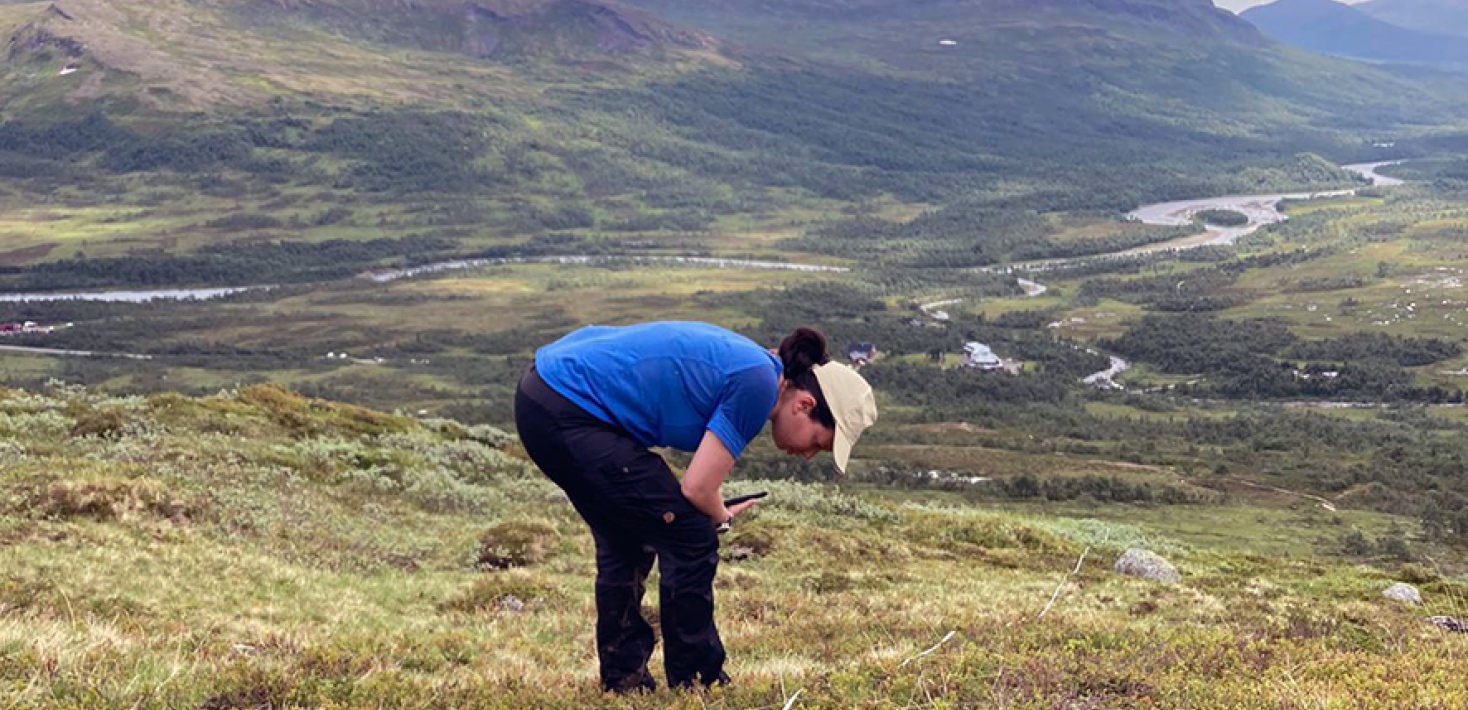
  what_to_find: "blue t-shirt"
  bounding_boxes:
[534,322,783,457]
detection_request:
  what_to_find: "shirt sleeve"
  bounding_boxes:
[706,364,780,459]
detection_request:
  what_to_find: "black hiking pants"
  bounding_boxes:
[514,365,726,692]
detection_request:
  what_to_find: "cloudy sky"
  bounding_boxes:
[1214,0,1367,10]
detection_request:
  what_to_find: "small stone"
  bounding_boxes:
[1427,616,1468,633]
[497,595,526,613]
[1382,582,1422,606]
[1113,548,1181,584]
[723,545,757,562]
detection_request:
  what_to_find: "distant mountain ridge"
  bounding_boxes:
[621,0,1266,68]
[0,0,717,113]
[236,0,716,59]
[1242,0,1468,67]
[1359,0,1468,38]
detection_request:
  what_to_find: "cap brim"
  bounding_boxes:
[832,427,854,474]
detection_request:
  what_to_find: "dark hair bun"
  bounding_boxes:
[778,327,830,379]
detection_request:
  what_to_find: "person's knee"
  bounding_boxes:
[597,544,656,586]
[660,534,718,591]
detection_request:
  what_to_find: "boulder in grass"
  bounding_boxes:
[1114,548,1181,584]
[1382,582,1422,606]
[497,595,527,614]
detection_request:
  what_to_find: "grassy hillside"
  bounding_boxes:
[3,383,1468,708]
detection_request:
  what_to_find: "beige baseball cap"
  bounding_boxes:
[812,361,878,473]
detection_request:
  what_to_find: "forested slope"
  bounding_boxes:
[0,0,1463,274]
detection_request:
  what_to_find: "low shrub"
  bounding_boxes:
[238,385,414,438]
[802,571,856,594]
[69,409,130,439]
[476,520,559,570]
[753,481,901,528]
[36,476,195,522]
[902,509,1076,559]
[1396,562,1440,585]
[439,570,564,613]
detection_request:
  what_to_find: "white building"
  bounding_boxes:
[962,342,1002,370]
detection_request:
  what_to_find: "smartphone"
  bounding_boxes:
[723,491,769,507]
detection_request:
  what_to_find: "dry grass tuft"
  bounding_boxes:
[476,519,559,570]
[238,384,414,438]
[68,408,130,439]
[36,476,195,522]
[439,570,566,614]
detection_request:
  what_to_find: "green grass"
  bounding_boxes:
[1281,195,1385,216]
[1083,401,1234,423]
[0,353,54,378]
[1002,498,1409,559]
[4,385,1468,708]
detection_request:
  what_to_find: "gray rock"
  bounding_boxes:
[1427,616,1468,633]
[723,545,758,562]
[497,595,527,613]
[1382,582,1422,606]
[1113,548,1181,584]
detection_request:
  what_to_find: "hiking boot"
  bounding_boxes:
[672,670,730,691]
[603,670,657,695]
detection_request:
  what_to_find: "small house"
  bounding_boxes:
[961,342,1002,370]
[847,342,878,368]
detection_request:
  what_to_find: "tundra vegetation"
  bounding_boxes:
[3,384,1468,709]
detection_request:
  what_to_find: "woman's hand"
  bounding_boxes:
[714,497,760,534]
[726,497,761,520]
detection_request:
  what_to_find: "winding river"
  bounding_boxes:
[0,160,1412,389]
[0,257,845,303]
[1066,161,1405,387]
[1120,161,1401,253]
[0,286,260,304]
[1345,161,1405,187]
[365,254,849,283]
[0,161,1403,304]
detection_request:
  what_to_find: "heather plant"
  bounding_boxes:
[0,409,72,439]
[740,480,902,528]
[0,439,25,459]
[475,520,561,570]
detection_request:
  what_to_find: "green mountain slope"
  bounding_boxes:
[2,384,1467,707]
[618,0,1452,118]
[0,0,713,113]
[0,0,1463,275]
[230,0,717,60]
